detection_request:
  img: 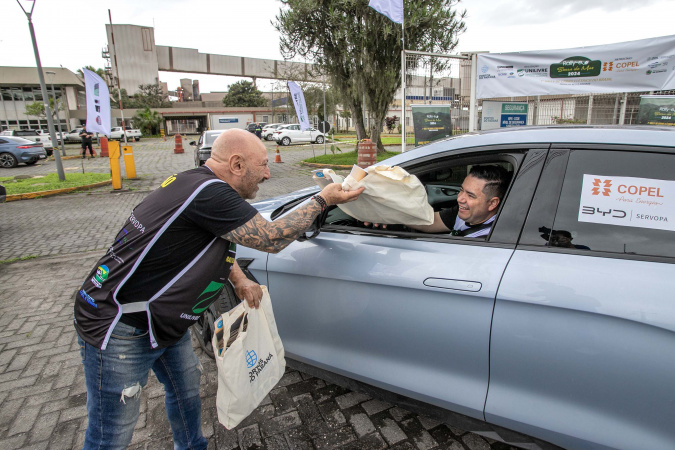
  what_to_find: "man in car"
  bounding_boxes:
[73,128,364,449]
[367,165,510,238]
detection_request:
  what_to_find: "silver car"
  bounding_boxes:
[194,126,675,449]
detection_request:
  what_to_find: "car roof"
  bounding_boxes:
[384,125,675,166]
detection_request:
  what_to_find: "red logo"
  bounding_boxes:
[602,62,613,72]
[591,179,612,196]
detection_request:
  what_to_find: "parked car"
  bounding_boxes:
[261,123,283,140]
[190,130,225,167]
[108,127,142,141]
[273,124,325,145]
[192,126,675,450]
[63,128,84,143]
[0,136,47,168]
[0,129,53,156]
[36,129,63,143]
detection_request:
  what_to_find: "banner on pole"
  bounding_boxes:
[82,68,111,136]
[637,95,675,126]
[288,81,311,131]
[476,35,675,99]
[368,0,404,24]
[411,105,451,146]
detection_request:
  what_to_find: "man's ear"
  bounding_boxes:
[487,196,500,212]
[229,154,245,175]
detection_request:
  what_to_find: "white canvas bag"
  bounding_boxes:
[315,166,434,225]
[212,286,285,429]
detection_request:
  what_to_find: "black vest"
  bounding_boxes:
[74,169,237,349]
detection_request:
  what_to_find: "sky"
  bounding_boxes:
[3,0,674,93]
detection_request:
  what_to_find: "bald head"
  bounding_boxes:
[205,128,270,199]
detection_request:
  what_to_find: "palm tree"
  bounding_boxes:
[132,107,162,135]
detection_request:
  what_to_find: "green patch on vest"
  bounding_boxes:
[192,281,226,314]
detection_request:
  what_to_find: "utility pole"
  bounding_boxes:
[17,0,65,180]
[45,71,66,157]
[108,9,128,145]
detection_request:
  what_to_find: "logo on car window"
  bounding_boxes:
[591,178,612,196]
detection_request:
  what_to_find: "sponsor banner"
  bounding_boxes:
[219,118,238,123]
[288,81,311,131]
[82,68,111,136]
[411,105,451,146]
[477,35,675,99]
[578,174,674,232]
[482,101,528,130]
[637,95,675,126]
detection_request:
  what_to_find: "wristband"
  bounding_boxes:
[311,194,327,212]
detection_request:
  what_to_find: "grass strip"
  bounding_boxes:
[0,173,111,195]
[302,149,399,165]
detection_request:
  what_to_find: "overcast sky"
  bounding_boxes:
[3,0,674,93]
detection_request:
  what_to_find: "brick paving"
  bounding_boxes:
[0,138,517,449]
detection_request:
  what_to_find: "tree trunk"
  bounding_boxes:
[349,101,367,141]
[369,112,386,153]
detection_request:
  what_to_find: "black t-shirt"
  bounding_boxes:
[119,181,257,328]
[80,130,93,144]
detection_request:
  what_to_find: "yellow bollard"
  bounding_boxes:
[122,145,137,179]
[108,141,122,190]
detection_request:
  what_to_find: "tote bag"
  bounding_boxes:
[314,166,434,225]
[212,286,285,429]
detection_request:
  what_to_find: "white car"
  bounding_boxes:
[261,123,284,141]
[273,124,325,146]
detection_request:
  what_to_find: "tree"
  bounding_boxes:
[222,81,267,107]
[133,107,162,135]
[276,0,466,152]
[25,98,64,120]
[110,82,171,109]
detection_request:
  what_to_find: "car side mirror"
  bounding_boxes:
[297,208,328,241]
[189,141,196,146]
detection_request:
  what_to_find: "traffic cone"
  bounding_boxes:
[274,144,283,163]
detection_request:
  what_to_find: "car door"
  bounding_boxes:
[487,148,675,449]
[265,147,545,419]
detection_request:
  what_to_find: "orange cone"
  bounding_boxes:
[274,144,283,163]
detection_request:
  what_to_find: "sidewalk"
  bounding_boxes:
[0,138,505,449]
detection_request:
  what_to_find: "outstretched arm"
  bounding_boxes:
[222,183,364,253]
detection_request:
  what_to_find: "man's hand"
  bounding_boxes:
[233,277,263,309]
[319,183,364,205]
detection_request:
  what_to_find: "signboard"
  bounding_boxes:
[219,118,238,123]
[637,95,675,126]
[578,174,675,232]
[476,34,675,99]
[482,101,528,130]
[411,105,452,146]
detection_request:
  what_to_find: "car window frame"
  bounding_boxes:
[319,146,543,248]
[517,144,675,264]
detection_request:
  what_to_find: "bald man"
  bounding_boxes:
[73,129,363,450]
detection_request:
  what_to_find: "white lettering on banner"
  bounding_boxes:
[578,174,675,232]
[476,35,675,99]
[129,212,146,233]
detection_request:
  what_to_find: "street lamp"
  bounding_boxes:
[45,71,66,157]
[16,0,65,181]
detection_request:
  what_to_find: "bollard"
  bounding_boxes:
[122,145,137,179]
[161,129,166,141]
[274,144,283,163]
[108,141,122,190]
[99,137,109,157]
[174,134,184,154]
[357,139,376,168]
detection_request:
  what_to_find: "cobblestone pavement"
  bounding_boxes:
[0,138,520,449]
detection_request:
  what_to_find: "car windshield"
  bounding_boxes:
[204,132,224,146]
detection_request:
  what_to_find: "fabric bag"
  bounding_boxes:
[314,165,434,225]
[212,286,285,429]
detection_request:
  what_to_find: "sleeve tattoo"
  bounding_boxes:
[222,200,322,253]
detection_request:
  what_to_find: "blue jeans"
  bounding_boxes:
[77,322,208,450]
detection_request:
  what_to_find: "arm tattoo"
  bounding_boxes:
[223,200,322,253]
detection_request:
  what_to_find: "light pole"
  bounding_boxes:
[17,0,65,180]
[45,71,66,157]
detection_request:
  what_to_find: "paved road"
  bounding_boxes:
[0,138,520,449]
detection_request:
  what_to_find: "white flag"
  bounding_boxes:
[288,81,311,131]
[368,0,404,24]
[82,68,111,136]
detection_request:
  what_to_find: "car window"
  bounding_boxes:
[0,139,7,144]
[540,149,675,258]
[205,133,222,145]
[322,157,515,241]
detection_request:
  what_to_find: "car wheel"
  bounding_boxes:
[282,137,291,146]
[265,134,273,141]
[315,136,325,144]
[0,153,18,168]
[191,282,241,359]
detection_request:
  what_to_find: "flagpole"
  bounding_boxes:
[400,11,406,152]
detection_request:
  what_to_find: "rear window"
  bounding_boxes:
[16,130,38,137]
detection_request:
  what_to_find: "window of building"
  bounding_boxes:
[545,150,674,258]
[23,87,34,102]
[11,88,23,101]
[1,88,12,101]
[33,88,43,101]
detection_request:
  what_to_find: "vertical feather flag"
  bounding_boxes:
[368,0,404,24]
[82,69,111,136]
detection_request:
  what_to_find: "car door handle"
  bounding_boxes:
[423,278,482,292]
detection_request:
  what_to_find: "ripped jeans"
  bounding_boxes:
[77,322,207,450]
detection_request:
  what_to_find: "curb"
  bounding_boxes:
[5,180,113,202]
